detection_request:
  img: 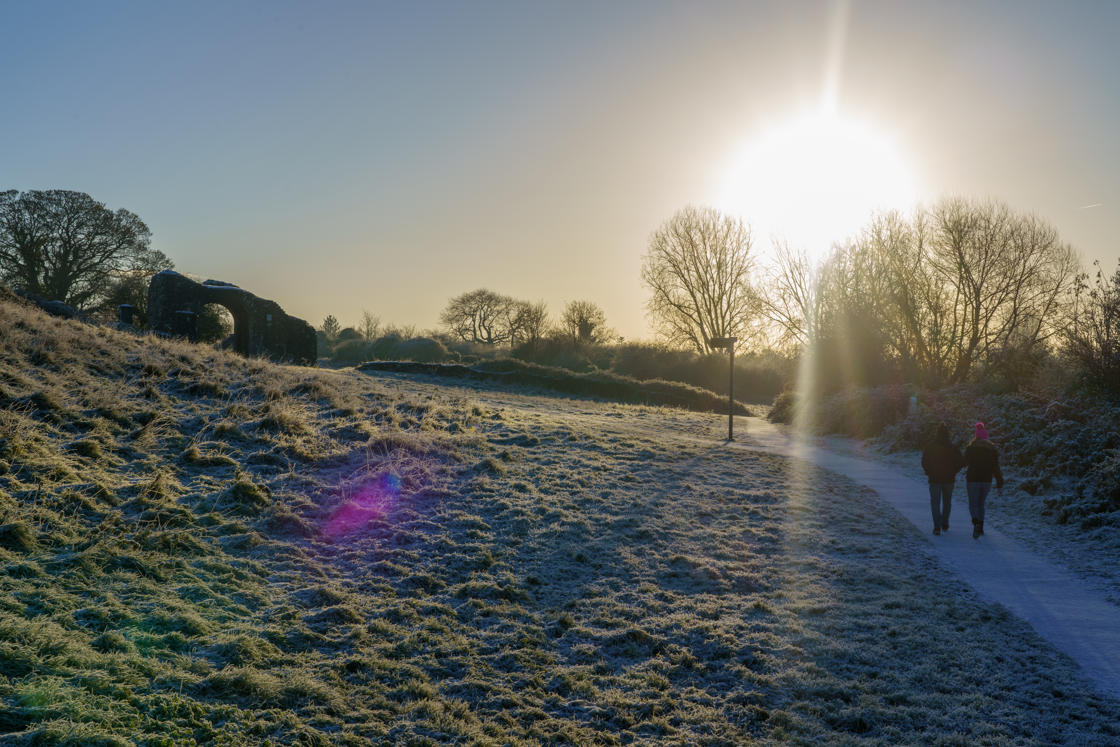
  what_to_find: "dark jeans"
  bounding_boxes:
[967,482,992,522]
[929,483,953,528]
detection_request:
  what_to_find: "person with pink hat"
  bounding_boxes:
[963,422,1004,538]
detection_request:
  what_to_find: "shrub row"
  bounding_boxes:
[331,334,452,365]
[357,359,750,416]
[331,335,788,405]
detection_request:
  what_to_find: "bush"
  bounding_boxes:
[370,333,404,359]
[316,330,333,358]
[330,334,456,366]
[813,385,913,439]
[393,336,451,363]
[768,392,797,424]
[331,339,374,364]
[513,337,595,372]
[513,341,789,405]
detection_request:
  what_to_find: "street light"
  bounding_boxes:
[708,336,737,440]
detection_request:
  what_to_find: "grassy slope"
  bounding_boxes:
[1,298,1117,745]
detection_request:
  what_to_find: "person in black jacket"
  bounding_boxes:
[921,423,966,535]
[964,422,1004,539]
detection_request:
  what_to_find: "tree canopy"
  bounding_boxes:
[441,289,548,346]
[560,300,609,344]
[815,199,1079,385]
[0,189,171,309]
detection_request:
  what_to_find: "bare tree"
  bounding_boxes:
[509,300,549,347]
[0,189,169,309]
[840,209,953,382]
[1065,260,1120,391]
[440,289,515,345]
[642,205,759,353]
[758,242,824,353]
[815,199,1081,384]
[560,300,608,344]
[359,310,381,341]
[921,199,1079,380]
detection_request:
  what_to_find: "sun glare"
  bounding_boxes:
[718,109,917,263]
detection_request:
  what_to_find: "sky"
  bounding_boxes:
[3,1,1118,340]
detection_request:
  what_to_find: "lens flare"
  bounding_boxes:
[322,472,402,539]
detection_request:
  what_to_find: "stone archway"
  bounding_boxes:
[197,303,235,345]
[147,271,316,365]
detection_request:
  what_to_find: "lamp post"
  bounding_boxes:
[708,336,737,440]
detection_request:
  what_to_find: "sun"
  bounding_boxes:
[717,108,918,263]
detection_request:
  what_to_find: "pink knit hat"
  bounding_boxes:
[975,422,989,440]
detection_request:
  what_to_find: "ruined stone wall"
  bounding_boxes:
[147,271,316,365]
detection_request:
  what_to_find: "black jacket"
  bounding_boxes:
[922,441,966,484]
[964,439,1004,488]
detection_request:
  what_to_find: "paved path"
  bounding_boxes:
[741,416,1120,700]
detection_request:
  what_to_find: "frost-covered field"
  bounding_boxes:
[356,374,1120,744]
[1,299,1117,744]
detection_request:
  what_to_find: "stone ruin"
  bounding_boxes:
[147,271,317,365]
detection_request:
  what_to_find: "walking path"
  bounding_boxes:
[741,416,1120,700]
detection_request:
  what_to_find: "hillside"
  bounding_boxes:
[1,297,1117,745]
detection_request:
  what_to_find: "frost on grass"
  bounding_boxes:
[0,297,1117,745]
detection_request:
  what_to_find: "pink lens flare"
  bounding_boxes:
[322,473,402,539]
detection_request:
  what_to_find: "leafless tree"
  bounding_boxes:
[0,189,170,309]
[837,209,953,382]
[95,268,166,325]
[920,199,1079,380]
[642,205,760,353]
[1064,260,1120,390]
[508,300,549,347]
[359,310,381,341]
[816,199,1080,384]
[440,289,515,345]
[758,241,824,353]
[560,300,609,344]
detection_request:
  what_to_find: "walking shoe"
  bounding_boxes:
[972,524,981,539]
[942,523,949,531]
[933,527,941,536]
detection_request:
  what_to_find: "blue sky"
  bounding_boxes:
[3,1,1118,338]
